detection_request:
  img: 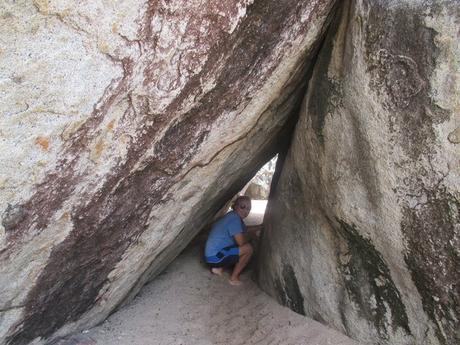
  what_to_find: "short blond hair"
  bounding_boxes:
[231,195,251,210]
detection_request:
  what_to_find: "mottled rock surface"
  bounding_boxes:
[257,1,459,345]
[0,1,336,344]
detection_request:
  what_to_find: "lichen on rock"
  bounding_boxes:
[257,1,460,345]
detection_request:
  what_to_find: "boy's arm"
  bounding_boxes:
[246,224,264,234]
[234,233,248,246]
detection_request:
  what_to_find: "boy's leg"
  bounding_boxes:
[229,243,253,284]
[208,248,236,275]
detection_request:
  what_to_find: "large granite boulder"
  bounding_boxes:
[257,1,459,345]
[0,1,337,344]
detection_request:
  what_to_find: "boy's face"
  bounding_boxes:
[236,200,251,219]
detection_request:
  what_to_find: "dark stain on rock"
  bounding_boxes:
[402,188,460,345]
[1,204,27,233]
[361,3,459,344]
[336,219,411,338]
[0,57,135,255]
[46,334,96,345]
[273,277,287,305]
[4,1,336,344]
[274,264,306,316]
[312,311,327,324]
[282,264,306,315]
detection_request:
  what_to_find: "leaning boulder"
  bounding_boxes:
[0,0,336,344]
[257,1,459,345]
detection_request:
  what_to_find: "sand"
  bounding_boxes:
[80,202,361,345]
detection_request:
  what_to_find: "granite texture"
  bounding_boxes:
[0,1,336,344]
[257,1,459,344]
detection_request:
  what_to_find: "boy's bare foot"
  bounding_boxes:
[228,278,242,286]
[211,267,223,276]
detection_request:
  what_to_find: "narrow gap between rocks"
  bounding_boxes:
[190,155,278,257]
[79,154,359,345]
[60,11,356,345]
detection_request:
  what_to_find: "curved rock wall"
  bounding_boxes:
[257,1,459,345]
[0,1,337,344]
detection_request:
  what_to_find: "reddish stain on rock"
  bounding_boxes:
[35,136,50,151]
[107,120,115,131]
[2,1,337,344]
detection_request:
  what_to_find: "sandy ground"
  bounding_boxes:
[81,201,361,345]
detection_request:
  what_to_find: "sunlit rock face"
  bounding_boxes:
[0,0,337,344]
[257,1,459,345]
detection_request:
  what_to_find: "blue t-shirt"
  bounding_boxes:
[204,211,246,257]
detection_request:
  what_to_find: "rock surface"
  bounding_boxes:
[0,0,336,344]
[257,1,459,345]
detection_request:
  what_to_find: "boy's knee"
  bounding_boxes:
[241,243,253,256]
